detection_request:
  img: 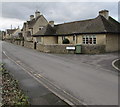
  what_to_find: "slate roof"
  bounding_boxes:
[32,15,120,37]
[55,15,120,35]
[27,15,42,29]
[33,24,56,36]
[21,15,42,31]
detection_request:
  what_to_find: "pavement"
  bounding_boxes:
[2,41,119,105]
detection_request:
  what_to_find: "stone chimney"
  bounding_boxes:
[35,10,40,18]
[99,10,109,20]
[49,21,54,27]
[30,15,34,21]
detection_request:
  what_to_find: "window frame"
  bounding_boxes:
[82,35,96,45]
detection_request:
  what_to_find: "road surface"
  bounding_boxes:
[2,42,118,105]
[2,53,70,105]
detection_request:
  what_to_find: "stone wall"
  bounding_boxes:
[4,39,12,43]
[4,39,106,54]
[24,41,34,49]
[106,34,119,52]
[14,40,21,45]
[36,44,105,54]
[4,39,24,46]
[82,45,105,54]
[20,41,24,46]
[37,44,75,54]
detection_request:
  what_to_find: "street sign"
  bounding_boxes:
[66,47,75,50]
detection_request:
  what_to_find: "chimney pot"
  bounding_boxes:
[35,10,40,18]
[30,15,34,21]
[49,21,54,27]
[99,10,109,20]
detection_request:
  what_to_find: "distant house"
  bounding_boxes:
[4,28,18,39]
[33,10,120,52]
[11,28,23,39]
[22,10,48,42]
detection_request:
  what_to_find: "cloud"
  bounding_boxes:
[1,2,119,30]
[1,0,120,2]
[0,17,24,31]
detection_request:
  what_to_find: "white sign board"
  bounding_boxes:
[66,47,75,50]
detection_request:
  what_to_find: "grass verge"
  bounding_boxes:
[0,63,30,106]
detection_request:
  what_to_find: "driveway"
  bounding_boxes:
[2,41,118,105]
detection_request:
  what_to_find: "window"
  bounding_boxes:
[86,37,88,44]
[89,38,92,44]
[93,38,96,44]
[82,35,96,44]
[83,37,85,44]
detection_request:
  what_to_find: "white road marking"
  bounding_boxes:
[112,59,120,71]
[3,51,6,56]
[38,74,42,77]
[16,60,21,63]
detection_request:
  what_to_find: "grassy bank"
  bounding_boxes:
[0,64,30,106]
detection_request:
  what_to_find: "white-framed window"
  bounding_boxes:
[82,35,96,44]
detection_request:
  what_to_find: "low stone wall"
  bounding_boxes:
[82,45,105,54]
[13,40,21,45]
[4,39,106,54]
[37,44,75,54]
[4,39,12,43]
[36,44,44,52]
[20,41,24,46]
[24,41,34,49]
[37,44,105,54]
[5,39,24,46]
[14,40,24,46]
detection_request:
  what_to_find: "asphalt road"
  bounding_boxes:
[2,42,118,105]
[2,53,69,105]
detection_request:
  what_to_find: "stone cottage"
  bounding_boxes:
[32,10,120,53]
[4,28,18,40]
[22,10,48,42]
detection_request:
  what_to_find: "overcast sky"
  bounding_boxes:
[0,2,119,30]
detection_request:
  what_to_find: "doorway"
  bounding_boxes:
[34,42,37,49]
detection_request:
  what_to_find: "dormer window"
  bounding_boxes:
[39,27,43,30]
